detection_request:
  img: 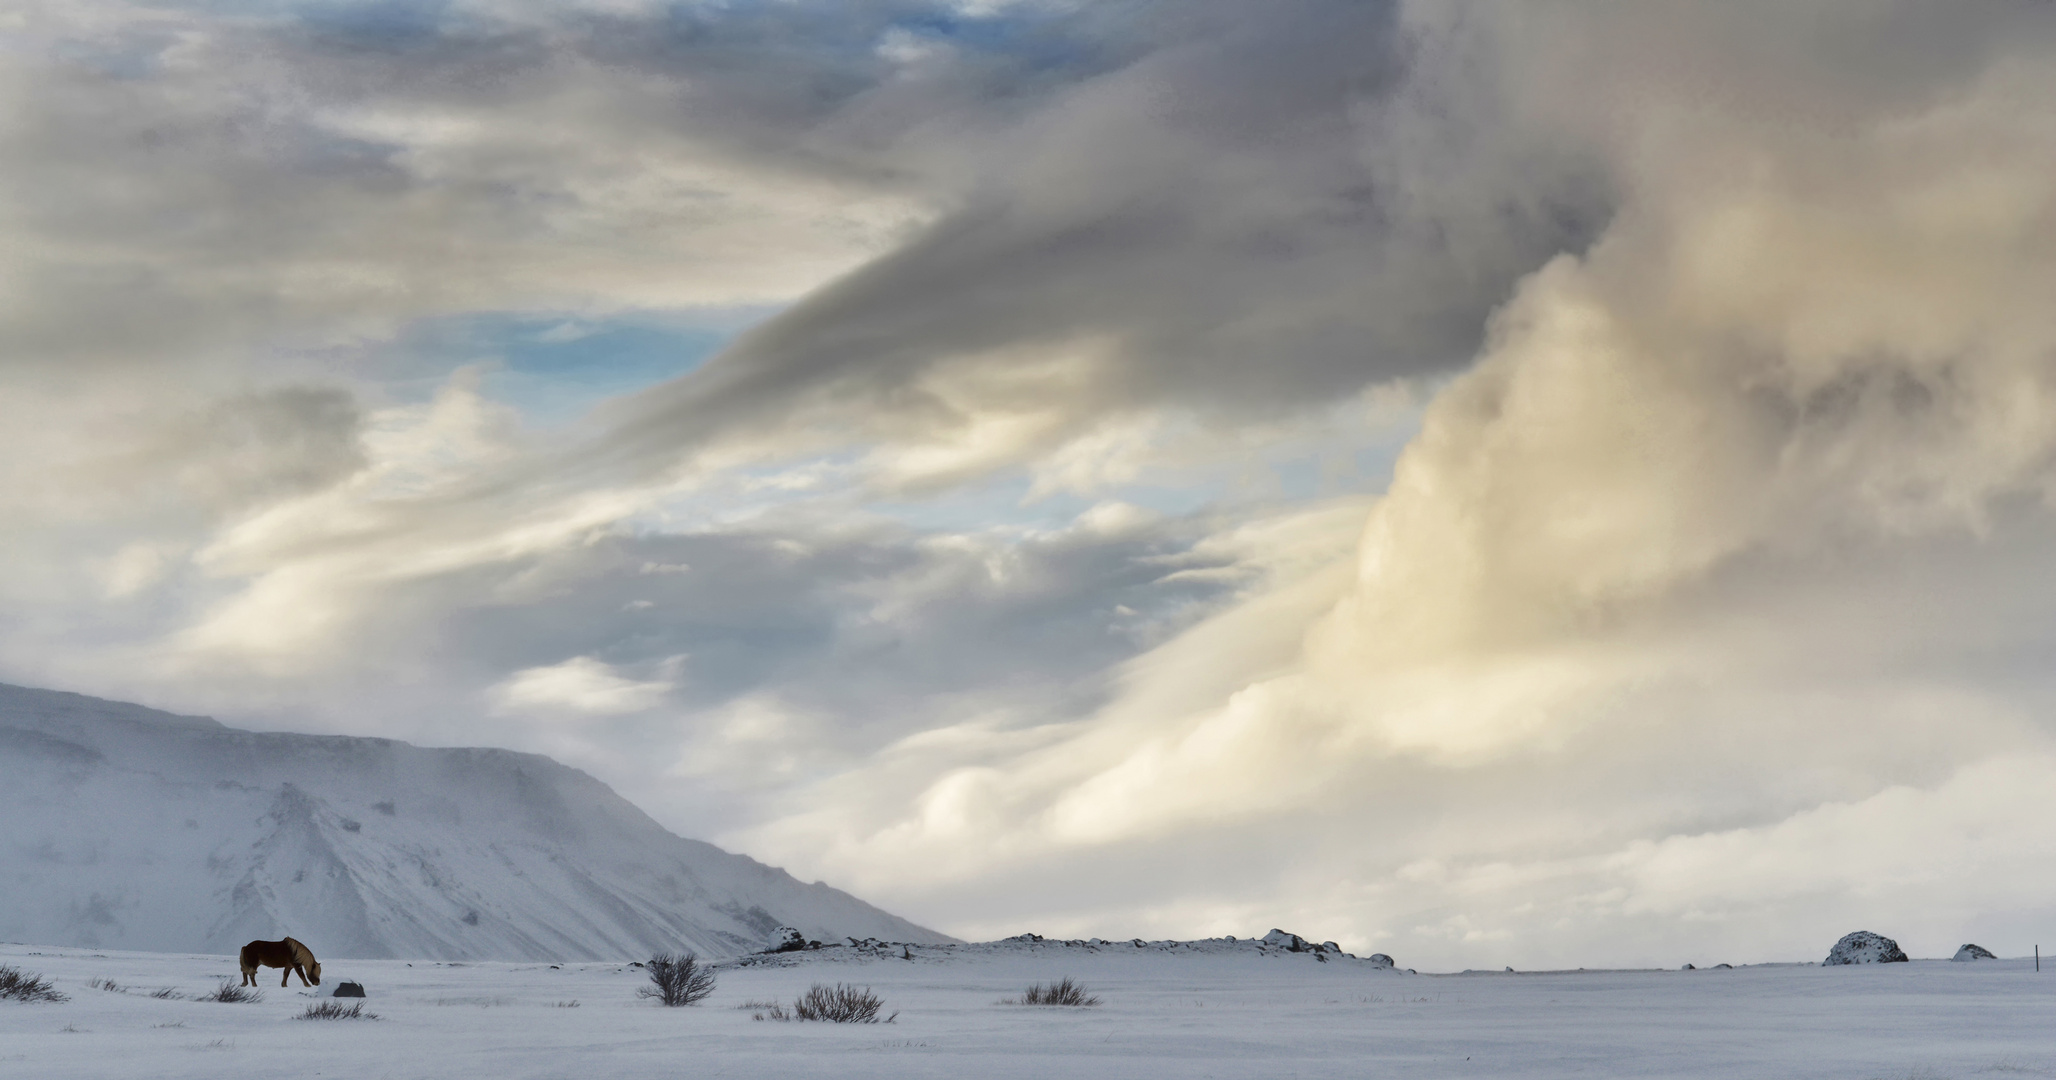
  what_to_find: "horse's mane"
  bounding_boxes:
[285,936,315,968]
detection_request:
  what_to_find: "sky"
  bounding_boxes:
[6,0,2056,970]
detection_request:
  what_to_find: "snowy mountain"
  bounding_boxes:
[0,683,950,961]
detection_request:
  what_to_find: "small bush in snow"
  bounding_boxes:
[299,1000,377,1020]
[638,952,716,1007]
[204,980,263,1004]
[792,983,892,1023]
[149,987,182,1000]
[89,978,123,993]
[0,965,67,1003]
[1016,977,1101,1007]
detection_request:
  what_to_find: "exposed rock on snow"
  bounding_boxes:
[332,982,366,997]
[1261,929,1306,951]
[1953,944,1998,961]
[768,927,808,953]
[723,931,1405,972]
[0,682,952,961]
[1823,931,1908,965]
[1257,929,1354,958]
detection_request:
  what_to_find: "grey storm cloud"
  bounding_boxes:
[582,0,1612,477]
[5,0,1602,459]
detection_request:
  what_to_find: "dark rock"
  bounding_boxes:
[1681,964,1695,970]
[1365,953,1395,969]
[1260,929,1307,952]
[1824,931,1908,965]
[332,982,366,998]
[1952,944,1997,962]
[1713,963,1732,969]
[767,926,807,953]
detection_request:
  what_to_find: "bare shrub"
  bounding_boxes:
[638,952,716,1007]
[299,1000,377,1020]
[1019,977,1101,1007]
[553,1000,580,1008]
[0,965,67,1003]
[203,981,262,1004]
[792,983,892,1023]
[149,987,182,1000]
[89,978,123,993]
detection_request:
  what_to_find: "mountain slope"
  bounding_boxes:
[0,683,952,960]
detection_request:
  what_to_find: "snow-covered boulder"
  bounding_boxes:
[769,927,807,953]
[1952,944,1997,962]
[1823,931,1908,965]
[1365,953,1395,969]
[332,981,366,997]
[1261,929,1307,951]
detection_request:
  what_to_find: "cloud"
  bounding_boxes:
[706,0,2056,963]
[491,655,677,717]
[6,0,2056,970]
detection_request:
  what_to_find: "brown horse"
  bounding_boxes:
[239,937,321,988]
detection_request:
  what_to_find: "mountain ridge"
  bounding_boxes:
[0,682,952,961]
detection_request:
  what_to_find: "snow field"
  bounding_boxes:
[2,941,2052,1079]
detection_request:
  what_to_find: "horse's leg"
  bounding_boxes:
[282,965,291,988]
[295,964,311,987]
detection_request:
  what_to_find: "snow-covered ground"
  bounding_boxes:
[0,683,943,960]
[4,939,2051,1079]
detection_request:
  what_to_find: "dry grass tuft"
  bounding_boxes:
[1016,977,1102,1007]
[299,1000,378,1020]
[793,983,892,1023]
[203,981,262,1004]
[0,965,67,1003]
[638,952,717,1007]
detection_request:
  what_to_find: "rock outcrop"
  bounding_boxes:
[1260,928,1307,951]
[1823,931,1908,965]
[1952,943,1997,961]
[1257,929,1362,962]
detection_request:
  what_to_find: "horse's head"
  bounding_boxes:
[307,959,321,986]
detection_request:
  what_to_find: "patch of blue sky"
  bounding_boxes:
[616,388,1426,539]
[629,429,1417,541]
[373,307,776,426]
[237,0,454,41]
